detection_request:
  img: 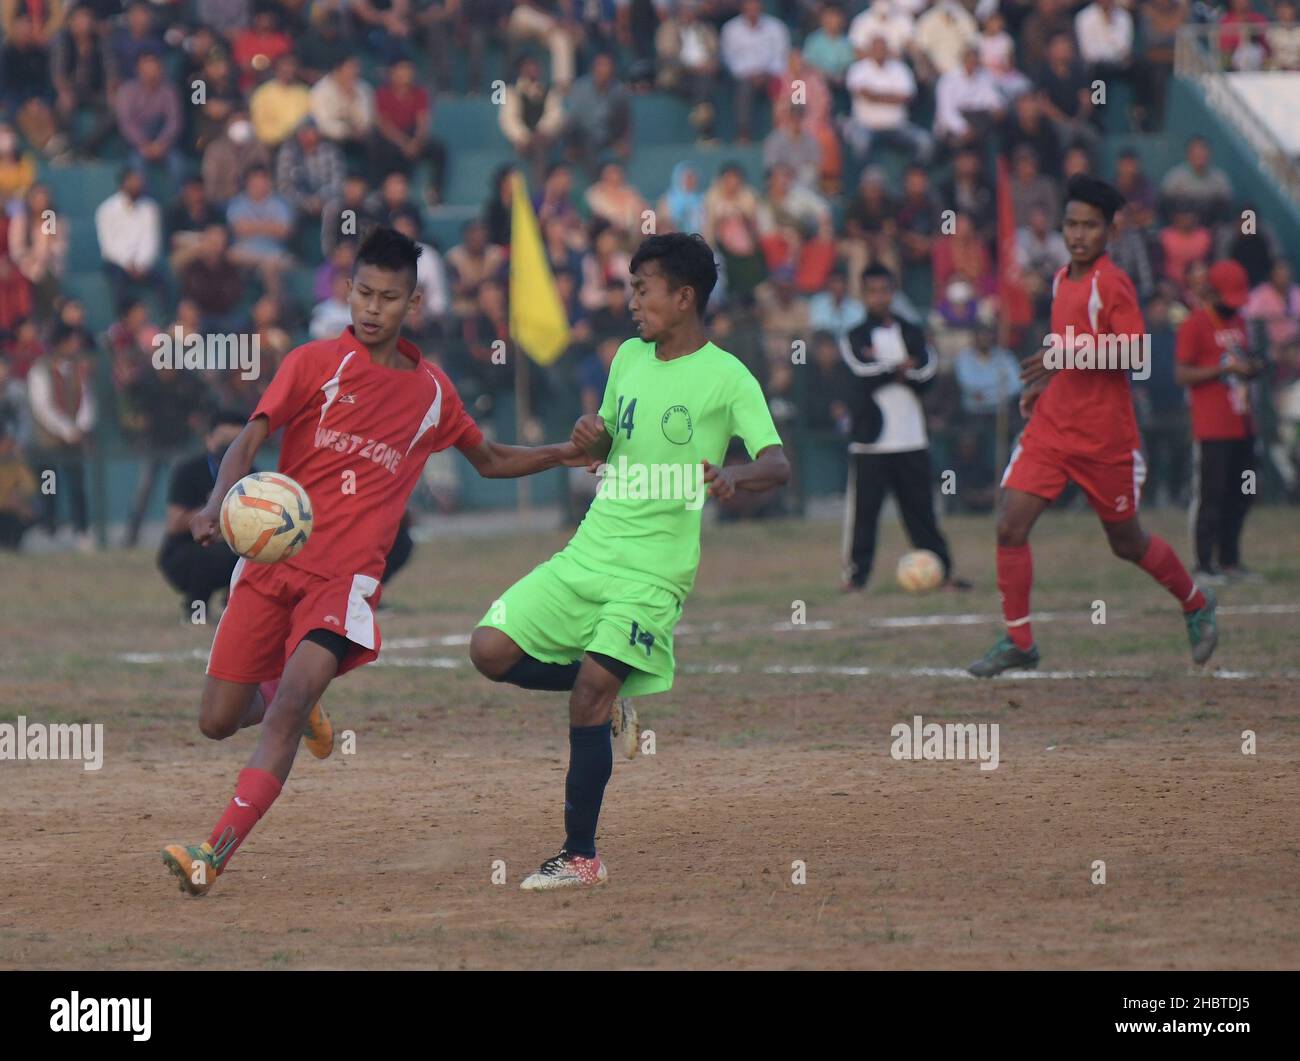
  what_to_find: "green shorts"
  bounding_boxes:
[477,550,683,697]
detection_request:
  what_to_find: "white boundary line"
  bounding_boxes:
[375,602,1300,647]
[112,603,1300,679]
[684,663,1300,681]
[115,650,1299,681]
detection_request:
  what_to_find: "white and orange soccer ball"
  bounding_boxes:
[896,549,944,593]
[219,472,313,563]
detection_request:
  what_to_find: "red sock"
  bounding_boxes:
[1140,535,1205,613]
[207,767,282,871]
[997,544,1034,649]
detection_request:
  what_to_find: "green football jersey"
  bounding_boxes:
[562,337,782,599]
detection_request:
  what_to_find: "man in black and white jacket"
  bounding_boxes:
[839,263,966,591]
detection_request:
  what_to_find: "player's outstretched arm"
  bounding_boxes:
[701,445,791,500]
[571,413,613,462]
[1018,349,1057,418]
[191,416,270,545]
[460,437,590,479]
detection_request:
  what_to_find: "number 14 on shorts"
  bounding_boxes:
[629,621,654,657]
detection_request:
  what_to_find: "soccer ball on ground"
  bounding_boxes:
[220,472,313,563]
[896,549,944,593]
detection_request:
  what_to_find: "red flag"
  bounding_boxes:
[996,155,1033,331]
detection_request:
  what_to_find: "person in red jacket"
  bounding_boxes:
[1175,259,1264,581]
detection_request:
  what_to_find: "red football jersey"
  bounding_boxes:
[1176,306,1253,441]
[251,327,483,580]
[1023,255,1144,460]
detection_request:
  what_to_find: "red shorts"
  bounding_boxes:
[1001,439,1147,523]
[206,559,383,684]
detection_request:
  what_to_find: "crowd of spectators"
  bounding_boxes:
[1,0,1298,553]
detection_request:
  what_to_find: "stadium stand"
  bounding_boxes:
[0,0,1297,551]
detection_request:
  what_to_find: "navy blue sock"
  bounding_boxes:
[563,723,612,859]
[502,655,581,691]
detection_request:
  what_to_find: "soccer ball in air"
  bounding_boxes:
[220,472,313,563]
[896,549,944,593]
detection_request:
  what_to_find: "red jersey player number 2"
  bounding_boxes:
[1006,255,1147,523]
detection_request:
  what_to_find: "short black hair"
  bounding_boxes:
[210,408,247,432]
[861,262,897,286]
[629,233,718,318]
[1064,174,1126,223]
[354,225,421,290]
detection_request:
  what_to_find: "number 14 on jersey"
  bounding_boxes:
[614,396,637,440]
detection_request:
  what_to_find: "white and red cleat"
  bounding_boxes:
[519,850,609,891]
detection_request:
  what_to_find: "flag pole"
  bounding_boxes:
[506,168,569,528]
[515,345,531,523]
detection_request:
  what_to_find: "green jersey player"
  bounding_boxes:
[470,233,790,890]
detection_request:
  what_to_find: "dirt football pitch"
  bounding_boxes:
[1,507,1298,970]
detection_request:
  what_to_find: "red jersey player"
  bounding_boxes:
[969,175,1218,677]
[162,227,587,894]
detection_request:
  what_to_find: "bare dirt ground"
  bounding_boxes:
[1,507,1297,969]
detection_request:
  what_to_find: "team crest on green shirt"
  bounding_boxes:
[661,404,693,445]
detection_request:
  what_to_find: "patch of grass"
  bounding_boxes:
[387,925,446,945]
[650,928,687,950]
[716,728,770,748]
[177,946,210,961]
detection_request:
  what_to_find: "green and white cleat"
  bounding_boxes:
[1186,587,1218,665]
[968,636,1041,678]
[610,697,638,760]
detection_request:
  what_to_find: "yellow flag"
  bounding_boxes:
[508,172,570,366]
